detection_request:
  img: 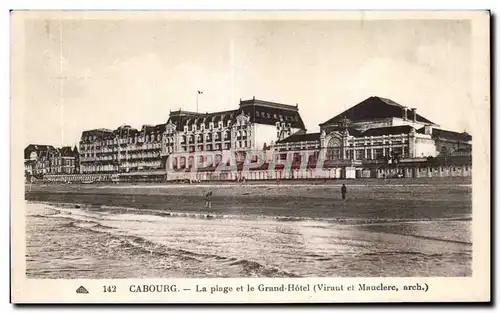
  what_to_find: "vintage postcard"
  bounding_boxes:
[10,10,490,303]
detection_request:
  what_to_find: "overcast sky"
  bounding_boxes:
[22,16,472,147]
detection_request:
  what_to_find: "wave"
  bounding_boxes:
[57,214,298,277]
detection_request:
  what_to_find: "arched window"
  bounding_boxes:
[326,136,343,160]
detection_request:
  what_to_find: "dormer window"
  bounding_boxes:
[184,126,188,132]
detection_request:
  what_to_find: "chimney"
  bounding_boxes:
[424,125,432,135]
[402,107,408,120]
[411,108,417,122]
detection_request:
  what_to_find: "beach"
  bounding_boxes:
[24,177,472,278]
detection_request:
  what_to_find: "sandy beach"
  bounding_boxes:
[24,178,472,278]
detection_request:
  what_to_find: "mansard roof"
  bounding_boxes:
[276,132,321,144]
[167,109,238,131]
[240,98,306,130]
[81,128,115,141]
[24,144,56,159]
[58,146,76,157]
[320,96,435,126]
[166,98,306,131]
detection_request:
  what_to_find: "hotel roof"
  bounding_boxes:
[167,98,306,131]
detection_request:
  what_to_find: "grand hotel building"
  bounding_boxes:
[77,97,306,174]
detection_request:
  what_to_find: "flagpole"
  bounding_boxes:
[196,92,199,113]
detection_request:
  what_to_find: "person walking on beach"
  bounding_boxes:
[204,190,213,210]
[341,184,347,200]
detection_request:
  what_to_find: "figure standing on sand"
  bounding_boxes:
[204,190,213,209]
[341,184,347,200]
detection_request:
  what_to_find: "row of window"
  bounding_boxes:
[179,141,250,152]
[326,147,407,161]
[257,111,299,122]
[353,140,405,147]
[81,134,162,145]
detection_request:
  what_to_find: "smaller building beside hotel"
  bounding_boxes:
[24,144,79,178]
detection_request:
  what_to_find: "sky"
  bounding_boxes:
[22,15,473,148]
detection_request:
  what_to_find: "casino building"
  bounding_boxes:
[272,96,472,178]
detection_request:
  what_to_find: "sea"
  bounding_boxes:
[25,201,472,278]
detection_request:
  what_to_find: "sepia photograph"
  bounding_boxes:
[10,10,490,303]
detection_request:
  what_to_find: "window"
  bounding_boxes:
[355,150,365,160]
